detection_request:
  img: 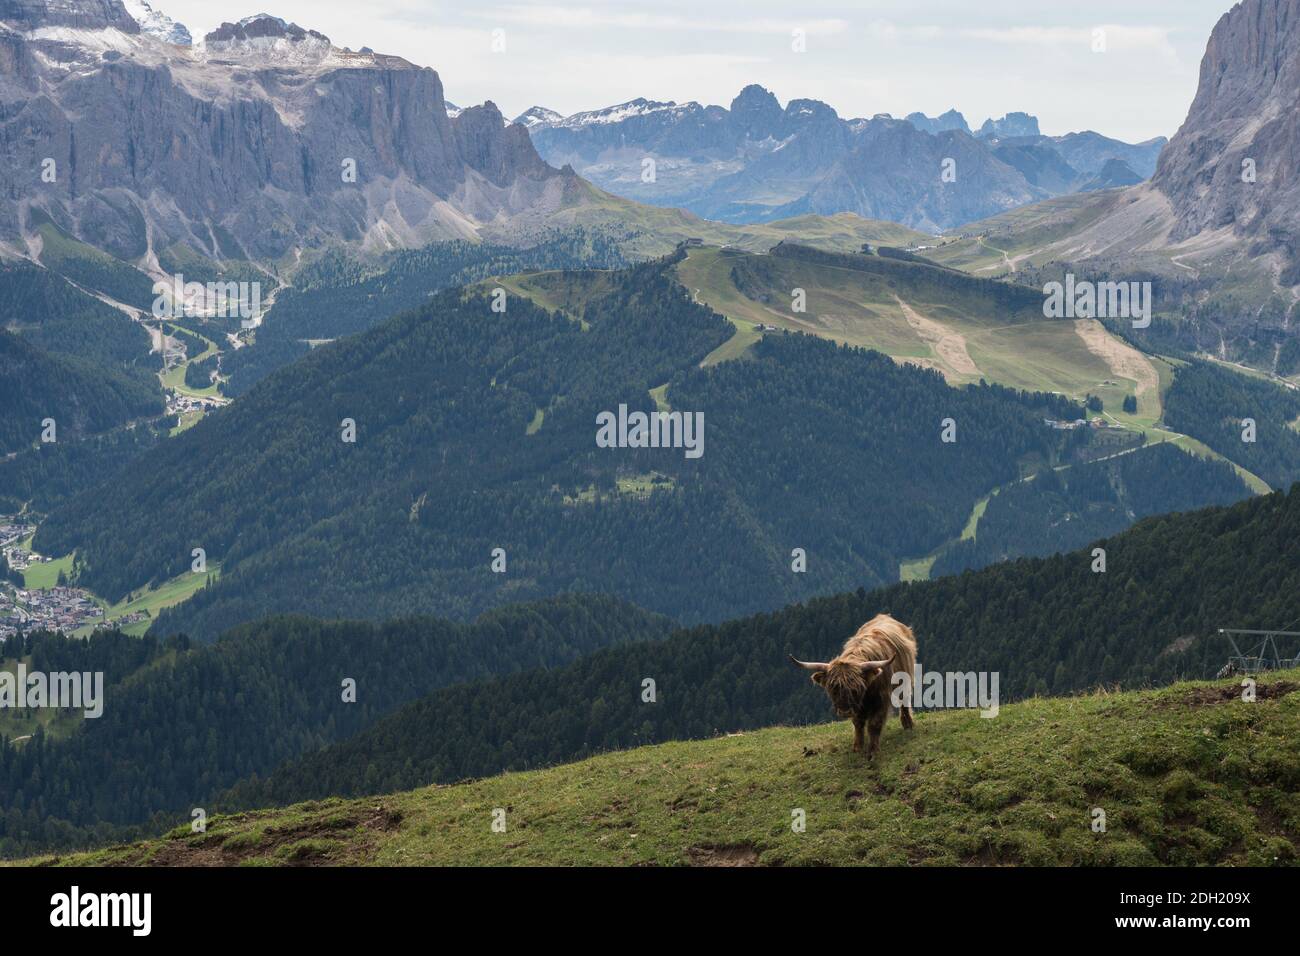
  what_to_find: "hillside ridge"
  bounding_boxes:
[28,673,1299,867]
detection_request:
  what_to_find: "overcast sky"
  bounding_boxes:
[162,0,1235,142]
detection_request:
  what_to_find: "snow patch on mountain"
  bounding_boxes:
[200,14,331,63]
[555,98,694,128]
[513,106,563,128]
[123,0,190,45]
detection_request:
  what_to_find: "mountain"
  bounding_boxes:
[526,88,1165,229]
[33,252,1090,638]
[991,141,1083,194]
[1151,0,1300,283]
[0,594,674,856]
[780,118,1045,232]
[33,671,1300,867]
[976,112,1041,139]
[219,481,1300,818]
[919,0,1300,374]
[513,106,562,128]
[904,109,972,136]
[0,4,578,272]
[11,480,1300,861]
[1050,131,1168,180]
[1079,158,1144,192]
[121,0,188,44]
[0,327,161,455]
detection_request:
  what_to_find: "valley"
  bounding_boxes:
[1,0,1299,884]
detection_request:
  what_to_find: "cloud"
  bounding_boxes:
[480,5,848,36]
[962,24,1177,58]
[864,20,943,43]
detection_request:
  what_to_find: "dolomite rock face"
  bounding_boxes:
[1152,0,1300,275]
[0,4,565,264]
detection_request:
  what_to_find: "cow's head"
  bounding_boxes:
[789,655,891,718]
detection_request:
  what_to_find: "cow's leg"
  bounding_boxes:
[851,717,865,753]
[900,704,914,730]
[866,711,886,759]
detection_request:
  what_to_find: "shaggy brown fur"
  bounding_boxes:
[790,614,918,758]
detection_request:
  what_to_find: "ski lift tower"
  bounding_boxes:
[1215,628,1300,676]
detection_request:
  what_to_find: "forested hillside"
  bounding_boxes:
[0,330,162,456]
[228,483,1300,808]
[223,230,631,395]
[1163,360,1300,490]
[0,422,167,514]
[35,255,1081,637]
[0,594,671,857]
[930,442,1252,576]
[0,263,156,387]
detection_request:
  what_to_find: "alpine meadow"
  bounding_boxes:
[0,0,1297,941]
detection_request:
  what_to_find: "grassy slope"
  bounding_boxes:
[160,325,221,400]
[674,245,1157,404]
[554,180,932,257]
[33,674,1299,867]
[87,566,222,637]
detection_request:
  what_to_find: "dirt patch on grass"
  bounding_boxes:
[895,296,980,380]
[1166,681,1297,707]
[94,803,403,867]
[687,844,760,867]
[1073,319,1159,397]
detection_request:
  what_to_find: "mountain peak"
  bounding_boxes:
[905,109,972,136]
[123,0,190,44]
[785,97,838,121]
[513,106,563,129]
[977,112,1041,139]
[203,13,331,59]
[1152,0,1300,279]
[729,84,781,114]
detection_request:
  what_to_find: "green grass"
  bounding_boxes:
[0,655,85,741]
[86,566,222,637]
[673,247,1158,413]
[615,472,675,497]
[525,408,545,436]
[699,319,762,367]
[557,180,933,258]
[472,271,611,328]
[170,409,205,436]
[32,674,1299,867]
[160,324,221,400]
[899,489,994,582]
[19,549,74,590]
[898,555,937,583]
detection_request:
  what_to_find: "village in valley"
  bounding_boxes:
[0,515,148,639]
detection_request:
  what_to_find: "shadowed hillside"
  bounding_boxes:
[31,674,1299,867]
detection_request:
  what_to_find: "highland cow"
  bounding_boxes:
[789,613,918,758]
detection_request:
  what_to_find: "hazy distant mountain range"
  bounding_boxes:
[2,0,1299,357]
[521,88,1167,230]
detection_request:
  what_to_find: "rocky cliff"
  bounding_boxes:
[0,4,568,267]
[1152,0,1300,279]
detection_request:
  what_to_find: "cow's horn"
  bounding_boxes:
[789,655,829,672]
[859,658,893,671]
